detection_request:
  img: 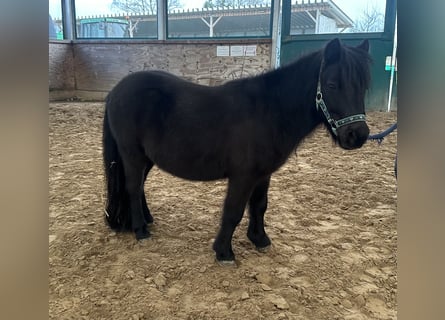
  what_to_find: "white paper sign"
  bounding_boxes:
[244,45,257,56]
[229,45,257,57]
[230,46,244,57]
[216,46,230,57]
[218,45,257,57]
[385,56,397,71]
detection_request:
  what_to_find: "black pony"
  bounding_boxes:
[103,38,372,264]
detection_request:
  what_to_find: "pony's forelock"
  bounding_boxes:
[340,45,373,90]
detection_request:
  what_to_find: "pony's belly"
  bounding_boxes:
[153,157,227,182]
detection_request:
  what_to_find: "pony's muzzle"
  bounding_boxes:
[337,122,369,150]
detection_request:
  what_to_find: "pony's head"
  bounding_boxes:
[316,38,372,150]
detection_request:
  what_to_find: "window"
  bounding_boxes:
[289,0,386,35]
[167,0,273,39]
[74,0,158,38]
[53,0,275,40]
[49,0,64,39]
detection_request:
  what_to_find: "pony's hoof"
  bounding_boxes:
[256,245,271,253]
[135,225,150,240]
[216,259,236,267]
[144,213,154,225]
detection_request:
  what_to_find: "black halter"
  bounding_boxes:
[315,59,366,136]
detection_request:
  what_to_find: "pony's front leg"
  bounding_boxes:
[141,162,154,224]
[213,177,255,264]
[121,151,150,240]
[247,175,272,250]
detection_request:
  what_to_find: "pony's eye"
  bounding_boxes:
[328,82,337,89]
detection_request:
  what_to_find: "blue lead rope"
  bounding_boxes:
[367,122,397,144]
[367,122,398,178]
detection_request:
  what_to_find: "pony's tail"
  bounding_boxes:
[103,101,131,231]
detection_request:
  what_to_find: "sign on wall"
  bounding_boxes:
[385,56,397,71]
[217,45,257,57]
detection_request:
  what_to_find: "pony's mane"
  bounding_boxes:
[265,42,373,91]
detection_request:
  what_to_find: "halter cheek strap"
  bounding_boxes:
[316,60,366,136]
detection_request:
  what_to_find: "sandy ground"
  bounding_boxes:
[49,102,397,320]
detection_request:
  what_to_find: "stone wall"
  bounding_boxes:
[49,40,272,101]
[49,42,75,100]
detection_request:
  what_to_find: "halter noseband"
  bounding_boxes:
[315,59,366,136]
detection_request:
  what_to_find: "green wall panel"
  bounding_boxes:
[280,37,396,111]
[279,0,397,111]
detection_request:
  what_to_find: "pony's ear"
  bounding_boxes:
[357,39,369,52]
[324,38,342,64]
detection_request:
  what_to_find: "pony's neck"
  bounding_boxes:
[265,51,324,138]
[278,51,322,109]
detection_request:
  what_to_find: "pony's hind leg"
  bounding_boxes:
[141,161,154,224]
[120,147,150,240]
[247,175,272,250]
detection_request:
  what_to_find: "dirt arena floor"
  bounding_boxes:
[49,102,397,320]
